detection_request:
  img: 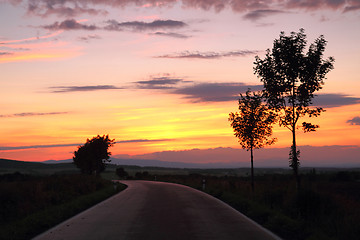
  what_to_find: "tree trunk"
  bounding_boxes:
[250,146,254,193]
[291,127,300,190]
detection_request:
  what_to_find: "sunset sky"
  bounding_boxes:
[1,0,359,164]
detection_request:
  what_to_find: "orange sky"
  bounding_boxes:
[0,0,359,163]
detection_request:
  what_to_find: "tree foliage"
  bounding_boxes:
[73,135,115,175]
[229,90,277,150]
[229,90,277,191]
[254,29,334,185]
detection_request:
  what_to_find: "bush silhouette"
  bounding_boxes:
[73,135,115,175]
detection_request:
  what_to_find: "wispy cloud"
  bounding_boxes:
[7,0,359,18]
[0,143,80,151]
[243,9,287,21]
[0,52,13,56]
[0,30,63,44]
[135,75,191,89]
[0,112,68,118]
[343,4,360,12]
[313,94,360,108]
[24,1,108,17]
[43,19,97,31]
[116,139,173,144]
[347,116,360,125]
[104,19,187,32]
[150,31,191,39]
[173,82,263,102]
[0,138,172,151]
[155,50,259,59]
[78,34,101,41]
[50,85,123,93]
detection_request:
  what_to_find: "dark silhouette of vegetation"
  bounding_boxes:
[254,29,334,188]
[73,135,115,175]
[0,173,124,239]
[116,167,128,179]
[155,171,360,240]
[229,90,276,192]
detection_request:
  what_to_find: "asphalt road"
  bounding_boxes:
[34,180,281,240]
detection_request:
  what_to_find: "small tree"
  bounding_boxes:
[73,135,115,176]
[116,167,128,179]
[254,29,334,187]
[229,90,277,192]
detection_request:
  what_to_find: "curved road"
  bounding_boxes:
[34,181,281,240]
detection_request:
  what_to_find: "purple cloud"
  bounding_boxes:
[0,52,13,56]
[7,0,360,18]
[173,82,263,102]
[313,93,360,108]
[135,75,191,89]
[104,19,187,32]
[155,50,259,59]
[43,19,97,31]
[0,112,68,118]
[78,34,101,41]
[0,138,172,151]
[50,85,123,93]
[151,31,191,39]
[243,9,287,21]
[347,116,360,125]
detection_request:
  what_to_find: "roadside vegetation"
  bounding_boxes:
[0,172,125,240]
[131,169,360,240]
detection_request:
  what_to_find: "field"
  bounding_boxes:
[1,159,360,240]
[121,166,360,240]
[0,159,125,239]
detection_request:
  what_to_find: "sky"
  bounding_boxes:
[0,0,359,165]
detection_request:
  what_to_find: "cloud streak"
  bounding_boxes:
[347,116,360,125]
[243,9,287,21]
[135,75,191,89]
[150,31,191,39]
[155,50,259,59]
[7,0,360,18]
[0,139,173,151]
[313,93,360,108]
[104,19,187,32]
[43,19,97,31]
[50,85,123,93]
[173,82,263,102]
[0,112,68,118]
[0,52,13,56]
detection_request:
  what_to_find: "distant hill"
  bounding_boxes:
[109,158,246,168]
[43,159,73,164]
[116,146,360,168]
[0,158,77,175]
[0,158,49,168]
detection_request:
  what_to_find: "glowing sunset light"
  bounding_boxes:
[0,0,359,166]
[0,30,64,44]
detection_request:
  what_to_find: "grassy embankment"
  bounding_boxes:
[0,159,126,240]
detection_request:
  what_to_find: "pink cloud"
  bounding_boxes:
[6,0,360,18]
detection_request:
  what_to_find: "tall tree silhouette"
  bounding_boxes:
[229,90,276,192]
[73,135,115,176]
[254,29,334,188]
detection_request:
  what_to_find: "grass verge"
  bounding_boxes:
[0,177,126,240]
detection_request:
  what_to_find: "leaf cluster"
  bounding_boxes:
[254,28,334,132]
[229,90,277,150]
